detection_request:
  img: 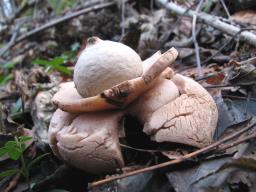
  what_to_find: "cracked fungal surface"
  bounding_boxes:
[136,74,218,148]
[48,81,128,174]
[48,48,218,175]
[48,109,124,174]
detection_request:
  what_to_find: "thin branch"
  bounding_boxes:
[222,95,256,102]
[0,1,116,58]
[121,0,125,38]
[16,1,115,43]
[195,71,224,81]
[89,120,256,188]
[0,21,22,57]
[217,132,256,151]
[1,0,37,26]
[157,0,256,47]
[192,0,204,77]
[204,84,237,88]
[219,0,231,19]
[120,143,159,154]
[201,28,256,65]
[239,56,256,65]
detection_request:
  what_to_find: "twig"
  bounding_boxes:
[222,95,256,102]
[239,56,256,65]
[156,0,256,47]
[88,120,256,188]
[195,71,224,81]
[121,0,125,38]
[192,0,204,77]
[150,0,154,13]
[0,0,36,26]
[158,3,194,49]
[203,84,238,88]
[219,0,231,19]
[245,91,252,117]
[217,132,256,151]
[0,23,20,57]
[0,1,116,57]
[201,28,256,65]
[120,143,158,153]
[15,1,115,44]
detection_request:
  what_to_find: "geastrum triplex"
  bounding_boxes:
[48,37,218,174]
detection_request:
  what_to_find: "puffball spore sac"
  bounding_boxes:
[74,39,143,98]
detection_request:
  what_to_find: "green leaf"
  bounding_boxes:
[5,141,17,148]
[32,57,71,75]
[28,153,50,169]
[50,57,65,66]
[52,65,71,75]
[7,147,21,160]
[19,136,33,142]
[0,169,18,178]
[0,74,13,86]
[32,59,52,66]
[32,57,64,67]
[0,147,7,157]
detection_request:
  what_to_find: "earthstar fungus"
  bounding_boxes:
[48,37,218,174]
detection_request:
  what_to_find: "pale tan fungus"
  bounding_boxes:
[48,38,218,176]
[49,109,124,174]
[142,74,218,148]
[48,47,178,174]
[52,47,178,113]
[74,37,143,98]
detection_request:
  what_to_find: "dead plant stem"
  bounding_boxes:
[0,1,116,57]
[192,0,204,77]
[89,120,256,188]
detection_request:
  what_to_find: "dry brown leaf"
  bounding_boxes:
[231,10,256,26]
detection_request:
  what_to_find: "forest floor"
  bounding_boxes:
[0,0,256,192]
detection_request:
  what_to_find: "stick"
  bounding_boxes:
[220,0,231,18]
[217,132,256,151]
[192,0,204,77]
[0,1,116,57]
[2,0,36,25]
[53,48,178,113]
[16,1,115,44]
[222,95,256,102]
[88,120,256,188]
[0,24,19,56]
[156,0,256,47]
[201,28,255,65]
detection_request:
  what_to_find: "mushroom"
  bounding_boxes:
[129,51,179,123]
[48,36,218,175]
[49,109,124,174]
[130,71,218,148]
[48,82,125,174]
[48,39,178,174]
[74,37,143,98]
[144,74,218,147]
[52,38,178,113]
